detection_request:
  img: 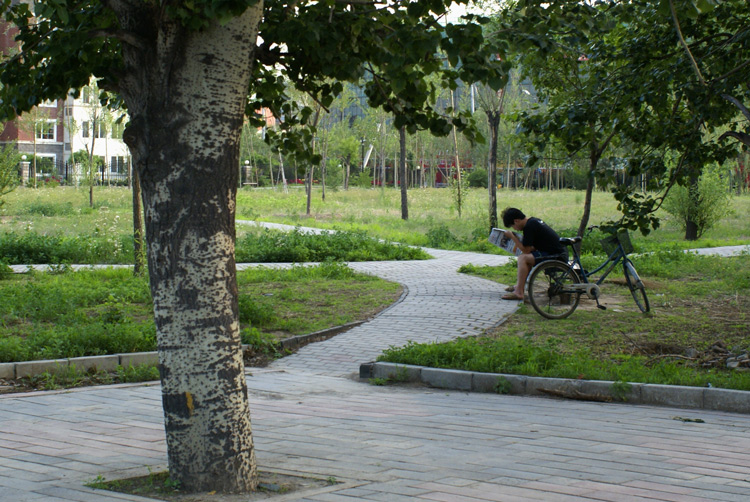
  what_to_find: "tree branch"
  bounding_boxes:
[721,93,750,122]
[710,59,750,85]
[88,29,149,50]
[718,130,750,147]
[668,0,706,86]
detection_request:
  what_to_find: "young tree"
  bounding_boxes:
[15,107,51,188]
[0,0,502,493]
[475,81,507,230]
[0,142,21,207]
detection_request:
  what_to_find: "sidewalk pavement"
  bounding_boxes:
[1,230,749,501]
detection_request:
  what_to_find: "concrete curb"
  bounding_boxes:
[0,352,159,380]
[360,361,750,414]
[0,321,369,381]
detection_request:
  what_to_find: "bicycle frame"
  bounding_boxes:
[571,242,626,287]
[561,239,627,301]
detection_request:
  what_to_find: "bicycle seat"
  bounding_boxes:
[559,236,582,246]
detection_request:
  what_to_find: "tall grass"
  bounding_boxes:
[237,187,750,251]
[3,186,748,261]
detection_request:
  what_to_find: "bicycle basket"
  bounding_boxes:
[600,231,633,255]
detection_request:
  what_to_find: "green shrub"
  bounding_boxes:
[238,295,277,325]
[235,228,428,262]
[426,225,460,248]
[663,167,732,239]
[0,230,133,264]
[467,168,488,188]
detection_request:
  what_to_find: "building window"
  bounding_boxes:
[37,120,56,141]
[110,156,128,174]
[64,106,73,117]
[82,87,92,104]
[94,121,107,138]
[111,122,124,139]
[82,121,89,138]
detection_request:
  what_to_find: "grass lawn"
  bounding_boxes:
[380,251,750,390]
[0,263,401,392]
[2,185,749,392]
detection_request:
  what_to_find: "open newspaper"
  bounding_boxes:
[489,228,523,256]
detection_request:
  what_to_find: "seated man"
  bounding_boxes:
[500,207,567,301]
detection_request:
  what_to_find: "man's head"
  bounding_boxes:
[502,207,525,228]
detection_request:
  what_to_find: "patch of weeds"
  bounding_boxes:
[458,262,517,285]
[610,380,632,402]
[15,363,158,393]
[494,376,512,395]
[368,366,411,386]
[238,295,278,325]
[27,364,88,390]
[241,328,285,359]
[673,416,705,423]
[87,470,180,497]
[116,364,159,383]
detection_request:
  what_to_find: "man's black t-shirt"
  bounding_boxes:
[522,217,565,255]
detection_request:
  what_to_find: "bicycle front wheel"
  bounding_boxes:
[623,259,650,313]
[528,261,581,319]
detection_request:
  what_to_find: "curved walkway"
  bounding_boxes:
[269,248,518,377]
[1,231,749,502]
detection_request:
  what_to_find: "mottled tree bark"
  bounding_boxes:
[113,3,263,493]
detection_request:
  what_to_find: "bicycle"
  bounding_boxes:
[526,229,650,319]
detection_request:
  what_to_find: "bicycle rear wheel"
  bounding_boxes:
[623,259,650,313]
[528,261,581,319]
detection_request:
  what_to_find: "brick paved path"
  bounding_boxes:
[270,247,518,377]
[1,230,749,501]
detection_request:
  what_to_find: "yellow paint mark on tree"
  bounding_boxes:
[186,391,194,416]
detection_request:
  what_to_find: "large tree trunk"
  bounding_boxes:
[116,5,262,493]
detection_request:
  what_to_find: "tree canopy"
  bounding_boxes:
[491,0,749,233]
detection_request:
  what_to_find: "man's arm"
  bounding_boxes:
[504,230,535,254]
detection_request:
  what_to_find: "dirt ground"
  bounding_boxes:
[91,470,337,501]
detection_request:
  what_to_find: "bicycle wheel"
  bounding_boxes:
[528,261,581,319]
[623,259,650,313]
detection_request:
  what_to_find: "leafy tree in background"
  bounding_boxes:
[492,0,749,235]
[0,0,503,493]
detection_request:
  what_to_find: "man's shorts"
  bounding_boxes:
[532,250,568,264]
